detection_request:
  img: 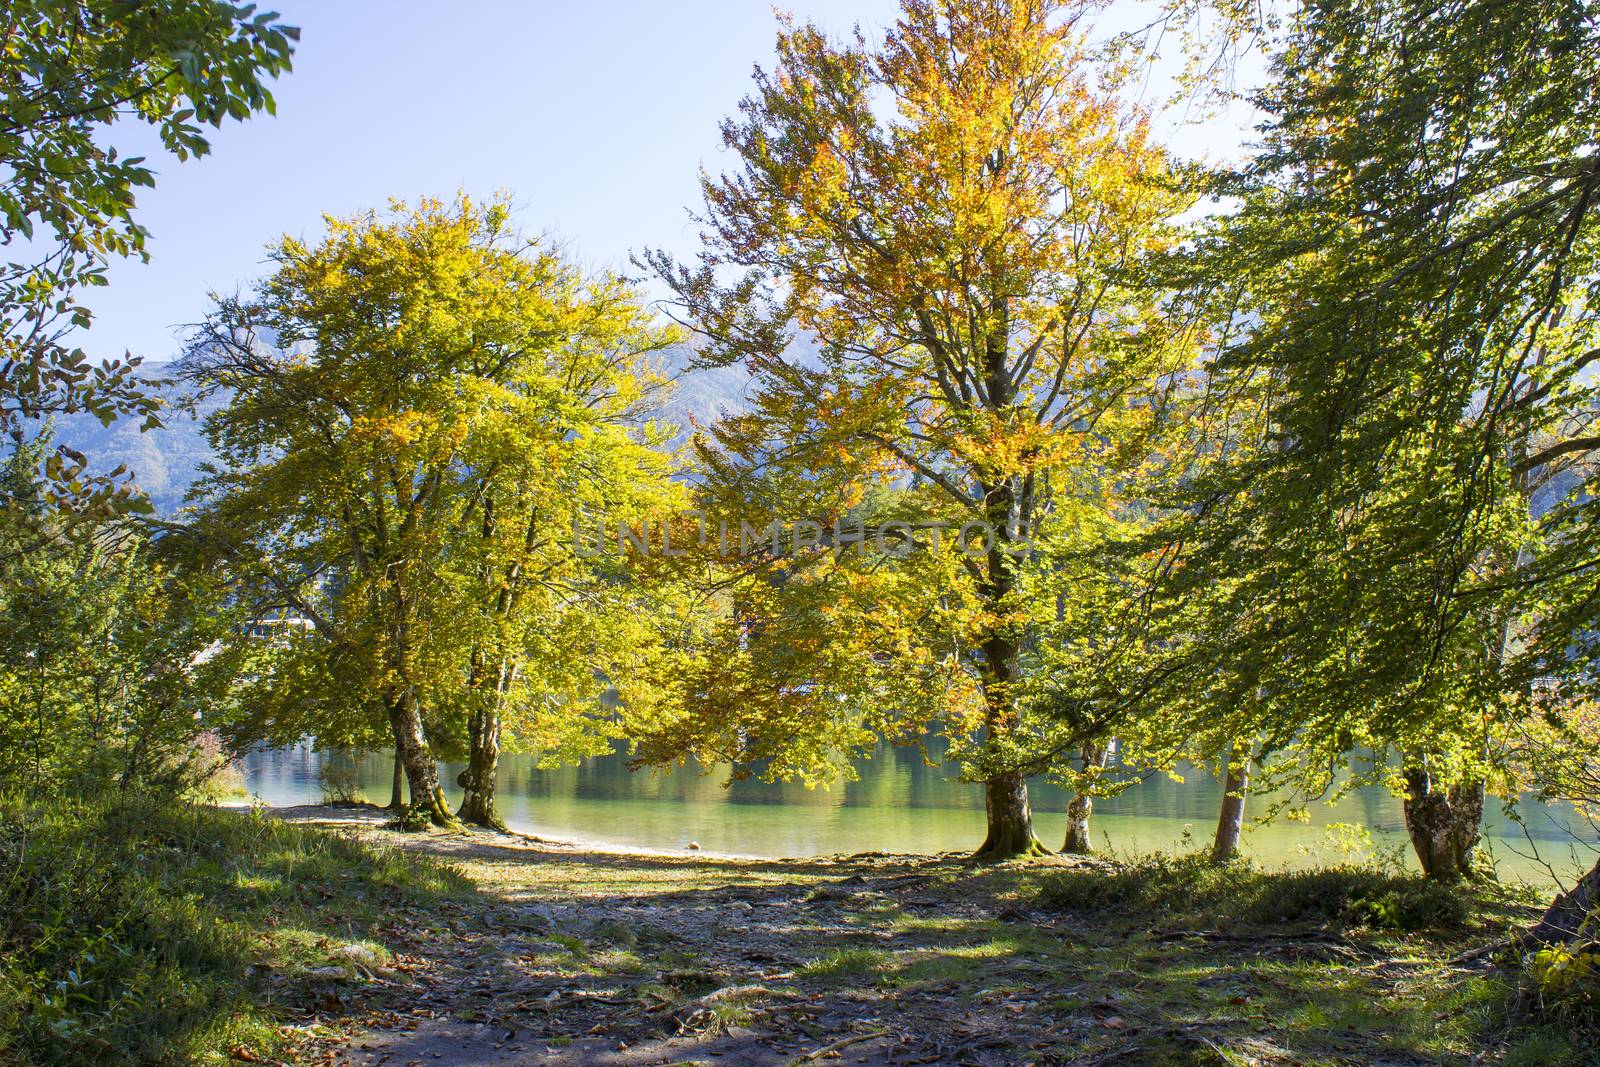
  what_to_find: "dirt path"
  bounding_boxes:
[268,805,1112,1066]
[264,804,1528,1067]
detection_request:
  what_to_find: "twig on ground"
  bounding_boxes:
[789,1028,893,1063]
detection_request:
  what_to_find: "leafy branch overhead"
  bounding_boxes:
[0,0,296,516]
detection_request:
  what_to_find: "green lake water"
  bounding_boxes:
[241,742,1597,886]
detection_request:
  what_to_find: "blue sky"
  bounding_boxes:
[85,0,1260,365]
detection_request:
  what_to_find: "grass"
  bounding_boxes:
[1037,852,1505,931]
[798,946,887,978]
[0,792,470,1066]
[1029,853,1596,1065]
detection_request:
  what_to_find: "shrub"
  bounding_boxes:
[392,802,434,832]
[1037,854,1470,932]
[319,752,364,805]
[1522,941,1600,1028]
[0,796,255,1064]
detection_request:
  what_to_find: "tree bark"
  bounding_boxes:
[387,690,459,829]
[387,749,406,811]
[974,770,1047,860]
[1062,744,1108,854]
[1211,746,1250,863]
[1529,854,1600,944]
[456,698,506,831]
[1402,765,1483,881]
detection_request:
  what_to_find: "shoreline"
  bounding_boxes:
[229,796,989,868]
[227,794,1594,888]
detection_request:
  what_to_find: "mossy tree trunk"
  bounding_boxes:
[970,498,1046,862]
[1211,745,1250,863]
[387,689,459,830]
[975,770,1048,860]
[456,663,509,831]
[456,706,504,829]
[1402,764,1482,881]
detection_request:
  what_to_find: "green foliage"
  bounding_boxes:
[1522,941,1600,1030]
[0,436,241,795]
[1038,854,1476,932]
[183,194,685,821]
[391,803,434,833]
[0,0,296,516]
[0,792,467,1065]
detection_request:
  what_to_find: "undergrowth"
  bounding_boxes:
[1036,852,1526,932]
[1036,853,1600,1063]
[0,792,469,1065]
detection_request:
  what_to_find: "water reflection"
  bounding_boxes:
[241,740,1597,886]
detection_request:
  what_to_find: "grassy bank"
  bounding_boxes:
[0,795,470,1066]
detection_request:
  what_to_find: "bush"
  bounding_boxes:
[0,796,253,1063]
[319,752,364,805]
[1522,941,1600,1029]
[1037,854,1470,932]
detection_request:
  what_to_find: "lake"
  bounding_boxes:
[241,741,1597,886]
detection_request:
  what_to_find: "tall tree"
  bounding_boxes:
[1174,0,1600,879]
[185,195,681,828]
[647,0,1199,857]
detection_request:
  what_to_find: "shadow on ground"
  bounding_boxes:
[268,805,1555,1067]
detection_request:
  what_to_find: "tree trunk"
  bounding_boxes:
[387,749,405,811]
[1529,854,1600,944]
[1211,747,1250,863]
[974,770,1046,860]
[1062,793,1094,854]
[456,700,506,831]
[964,470,1046,862]
[1062,744,1108,854]
[387,690,459,829]
[1402,765,1483,881]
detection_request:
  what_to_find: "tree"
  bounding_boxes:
[1025,499,1181,855]
[646,0,1200,858]
[1172,0,1600,880]
[1209,742,1250,862]
[0,434,238,795]
[184,195,681,829]
[1,0,296,513]
[442,304,683,829]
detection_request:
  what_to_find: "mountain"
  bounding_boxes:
[52,381,228,515]
[50,351,753,515]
